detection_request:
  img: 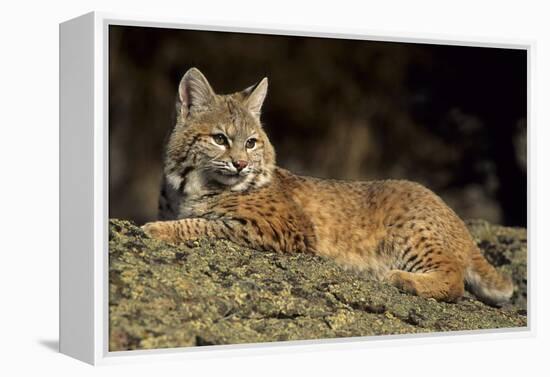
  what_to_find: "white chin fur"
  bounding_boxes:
[211,171,249,188]
[231,173,255,192]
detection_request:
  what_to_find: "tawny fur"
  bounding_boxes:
[143,67,514,306]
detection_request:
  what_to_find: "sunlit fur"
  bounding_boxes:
[148,68,514,306]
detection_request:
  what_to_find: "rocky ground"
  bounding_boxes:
[108,219,527,351]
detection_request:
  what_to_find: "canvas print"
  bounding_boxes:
[108,25,527,351]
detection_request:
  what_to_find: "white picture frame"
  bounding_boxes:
[59,11,533,365]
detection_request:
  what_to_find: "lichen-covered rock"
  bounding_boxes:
[109,219,527,351]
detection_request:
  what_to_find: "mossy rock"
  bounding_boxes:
[109,219,527,351]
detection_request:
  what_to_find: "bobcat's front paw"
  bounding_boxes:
[141,221,177,242]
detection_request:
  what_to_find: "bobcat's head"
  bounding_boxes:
[164,68,275,194]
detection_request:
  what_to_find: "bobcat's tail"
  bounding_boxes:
[465,245,514,306]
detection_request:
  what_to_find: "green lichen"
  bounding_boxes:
[109,219,527,351]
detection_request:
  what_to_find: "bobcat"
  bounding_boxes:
[142,67,514,306]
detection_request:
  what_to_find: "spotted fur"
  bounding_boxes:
[143,68,514,305]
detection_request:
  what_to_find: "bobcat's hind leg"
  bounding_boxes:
[386,268,465,302]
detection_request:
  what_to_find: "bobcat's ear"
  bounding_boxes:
[177,68,215,118]
[242,78,268,118]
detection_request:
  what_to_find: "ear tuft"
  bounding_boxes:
[242,77,268,118]
[177,68,215,118]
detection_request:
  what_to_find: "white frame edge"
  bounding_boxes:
[59,11,535,366]
[60,12,96,364]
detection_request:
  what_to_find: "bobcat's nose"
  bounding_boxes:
[232,160,249,172]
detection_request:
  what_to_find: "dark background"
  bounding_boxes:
[109,25,527,227]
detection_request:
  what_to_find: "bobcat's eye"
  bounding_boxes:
[245,138,257,149]
[212,134,228,146]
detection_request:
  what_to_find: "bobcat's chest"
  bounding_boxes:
[173,170,220,218]
[177,200,209,218]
